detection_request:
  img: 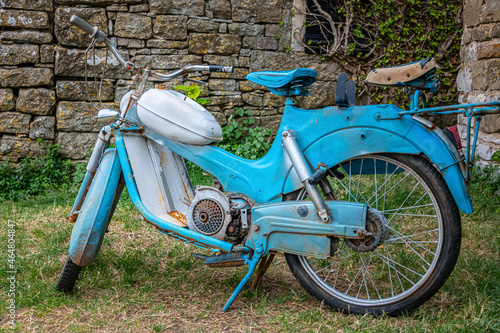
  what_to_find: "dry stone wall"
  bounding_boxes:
[459,0,500,166]
[0,0,341,162]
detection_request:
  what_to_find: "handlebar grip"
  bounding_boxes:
[209,65,234,73]
[70,15,97,36]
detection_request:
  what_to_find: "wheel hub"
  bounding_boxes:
[346,209,389,252]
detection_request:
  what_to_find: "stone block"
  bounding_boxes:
[301,81,336,109]
[231,0,282,23]
[482,0,500,24]
[146,39,189,49]
[471,59,500,90]
[260,114,282,134]
[250,50,290,72]
[153,16,188,40]
[210,68,249,79]
[461,43,477,62]
[114,79,157,101]
[56,80,114,101]
[203,55,239,67]
[189,33,241,55]
[0,68,53,88]
[188,19,219,33]
[228,23,265,36]
[29,116,55,139]
[1,0,53,11]
[482,114,500,133]
[207,94,243,107]
[40,45,55,63]
[133,54,202,70]
[207,0,232,19]
[470,25,491,42]
[150,0,205,16]
[55,0,143,4]
[209,79,237,91]
[0,135,47,162]
[0,44,39,65]
[56,101,115,132]
[0,112,31,134]
[55,47,131,79]
[477,41,500,60]
[239,80,262,92]
[242,92,263,106]
[476,143,495,160]
[464,0,482,28]
[239,56,250,67]
[219,23,227,33]
[0,31,53,44]
[56,132,98,160]
[115,13,152,39]
[0,89,16,111]
[263,93,285,107]
[55,7,107,48]
[130,4,149,12]
[457,66,472,93]
[106,4,127,11]
[128,39,145,48]
[17,89,56,115]
[0,10,49,29]
[243,36,278,50]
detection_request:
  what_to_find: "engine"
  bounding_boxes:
[187,186,251,242]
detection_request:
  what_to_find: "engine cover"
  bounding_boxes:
[187,186,231,240]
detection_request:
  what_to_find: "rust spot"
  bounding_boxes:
[169,210,188,225]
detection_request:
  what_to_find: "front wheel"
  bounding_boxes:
[56,256,82,292]
[285,154,461,316]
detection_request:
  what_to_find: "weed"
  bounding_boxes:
[218,108,272,160]
[0,142,77,201]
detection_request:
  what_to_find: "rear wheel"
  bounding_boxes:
[285,154,461,316]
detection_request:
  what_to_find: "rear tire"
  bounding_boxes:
[56,256,82,292]
[284,154,461,316]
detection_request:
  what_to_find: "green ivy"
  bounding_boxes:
[217,108,272,160]
[308,0,463,109]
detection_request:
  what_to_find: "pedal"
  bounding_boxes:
[346,80,356,106]
[192,252,246,268]
[336,73,348,107]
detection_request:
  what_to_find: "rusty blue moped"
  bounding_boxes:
[56,15,500,316]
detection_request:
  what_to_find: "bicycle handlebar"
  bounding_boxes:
[69,15,234,79]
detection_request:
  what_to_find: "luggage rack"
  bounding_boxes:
[399,90,500,181]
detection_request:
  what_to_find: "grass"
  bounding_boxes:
[0,168,499,332]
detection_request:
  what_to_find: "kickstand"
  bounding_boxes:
[251,252,276,288]
[222,252,262,312]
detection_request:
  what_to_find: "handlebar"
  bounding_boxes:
[69,15,234,79]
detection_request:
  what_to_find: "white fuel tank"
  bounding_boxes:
[137,89,222,145]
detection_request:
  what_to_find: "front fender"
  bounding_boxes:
[69,148,123,266]
[283,124,473,214]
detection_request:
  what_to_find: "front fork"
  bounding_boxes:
[68,126,113,222]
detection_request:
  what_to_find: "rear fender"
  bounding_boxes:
[69,148,123,266]
[284,125,473,214]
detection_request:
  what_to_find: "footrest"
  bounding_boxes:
[192,252,247,267]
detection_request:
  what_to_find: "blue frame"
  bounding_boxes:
[144,102,472,214]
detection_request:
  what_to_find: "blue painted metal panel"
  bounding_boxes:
[69,148,122,266]
[245,200,367,256]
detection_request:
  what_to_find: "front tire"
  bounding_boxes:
[56,256,82,292]
[285,154,461,316]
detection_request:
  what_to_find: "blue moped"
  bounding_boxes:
[56,16,500,316]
